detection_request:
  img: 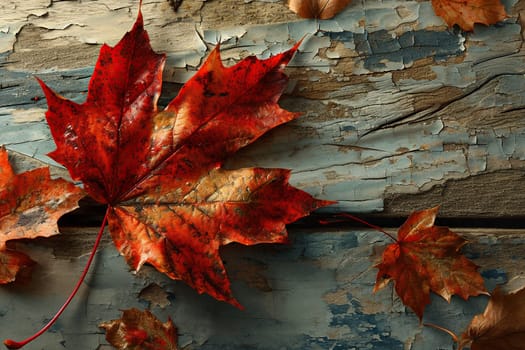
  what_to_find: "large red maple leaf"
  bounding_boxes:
[37,10,332,307]
[373,207,487,319]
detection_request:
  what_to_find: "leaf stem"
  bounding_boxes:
[338,213,398,242]
[4,206,110,349]
[423,322,459,343]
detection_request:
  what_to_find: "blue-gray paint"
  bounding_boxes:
[3,69,525,211]
[349,29,464,72]
[0,53,93,109]
[1,229,521,349]
[2,17,525,214]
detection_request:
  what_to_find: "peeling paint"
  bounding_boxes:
[2,7,525,211]
[1,0,525,349]
[139,283,172,308]
[0,0,50,53]
[0,229,524,349]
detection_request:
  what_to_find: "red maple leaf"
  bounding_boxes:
[37,10,332,305]
[431,0,507,31]
[100,308,178,350]
[5,6,334,348]
[373,206,487,319]
[0,146,83,284]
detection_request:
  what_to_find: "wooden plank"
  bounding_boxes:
[2,0,525,215]
[383,169,525,219]
[1,227,522,349]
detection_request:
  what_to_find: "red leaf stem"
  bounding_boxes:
[4,207,110,349]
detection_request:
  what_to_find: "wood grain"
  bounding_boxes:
[1,0,524,349]
[3,0,524,213]
[384,170,525,218]
[0,227,522,349]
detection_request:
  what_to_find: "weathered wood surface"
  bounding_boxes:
[2,226,524,350]
[2,0,525,214]
[1,0,525,349]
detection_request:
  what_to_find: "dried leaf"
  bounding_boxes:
[100,308,178,350]
[432,0,507,31]
[0,147,84,283]
[288,0,352,19]
[459,286,525,350]
[38,9,333,307]
[0,249,36,284]
[374,206,487,319]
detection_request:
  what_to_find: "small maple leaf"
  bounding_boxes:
[37,9,333,307]
[431,0,507,31]
[100,308,178,350]
[0,146,84,283]
[373,206,487,319]
[287,0,352,19]
[458,286,525,350]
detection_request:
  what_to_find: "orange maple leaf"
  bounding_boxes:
[458,286,525,350]
[287,0,352,19]
[0,147,84,283]
[432,0,507,31]
[374,206,487,319]
[100,308,178,350]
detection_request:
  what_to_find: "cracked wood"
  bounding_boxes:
[2,0,524,214]
[1,1,524,349]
